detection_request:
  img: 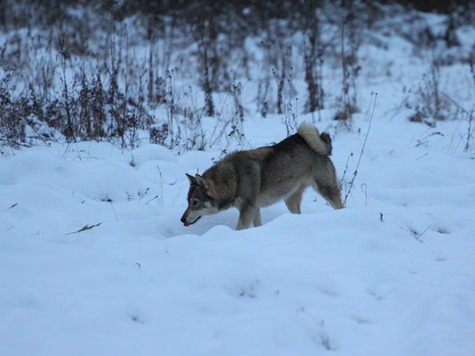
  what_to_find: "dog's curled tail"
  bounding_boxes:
[297,122,332,156]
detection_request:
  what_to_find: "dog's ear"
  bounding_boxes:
[195,174,209,190]
[186,173,196,184]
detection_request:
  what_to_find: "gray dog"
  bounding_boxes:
[181,123,344,230]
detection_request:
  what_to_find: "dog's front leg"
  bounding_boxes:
[236,205,257,230]
[253,207,262,227]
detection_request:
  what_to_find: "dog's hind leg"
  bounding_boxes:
[284,184,306,214]
[253,207,262,227]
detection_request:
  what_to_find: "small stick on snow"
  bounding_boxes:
[66,223,102,235]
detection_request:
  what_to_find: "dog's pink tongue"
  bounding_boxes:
[184,222,190,227]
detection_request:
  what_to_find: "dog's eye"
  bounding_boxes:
[191,200,199,207]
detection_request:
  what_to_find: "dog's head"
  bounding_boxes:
[181,173,219,226]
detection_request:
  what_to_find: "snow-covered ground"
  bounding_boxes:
[1,113,475,355]
[2,7,475,355]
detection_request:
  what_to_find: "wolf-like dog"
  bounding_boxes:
[181,123,344,230]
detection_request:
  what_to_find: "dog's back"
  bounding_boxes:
[206,124,341,208]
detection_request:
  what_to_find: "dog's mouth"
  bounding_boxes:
[184,216,201,227]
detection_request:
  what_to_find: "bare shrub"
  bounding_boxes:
[0,47,26,149]
[334,0,361,123]
[408,61,451,125]
[302,2,324,114]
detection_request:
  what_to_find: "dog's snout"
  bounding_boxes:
[180,215,186,223]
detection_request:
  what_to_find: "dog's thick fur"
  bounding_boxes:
[181,123,344,230]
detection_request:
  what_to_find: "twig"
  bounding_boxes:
[360,183,368,206]
[146,195,159,205]
[415,152,429,160]
[441,91,470,116]
[0,202,19,212]
[66,223,102,235]
[412,225,431,243]
[110,202,118,221]
[339,152,354,187]
[157,166,164,206]
[464,105,474,153]
[445,92,475,152]
[138,187,150,203]
[469,60,475,97]
[343,92,378,205]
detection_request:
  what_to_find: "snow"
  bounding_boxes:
[2,116,475,355]
[2,9,475,356]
